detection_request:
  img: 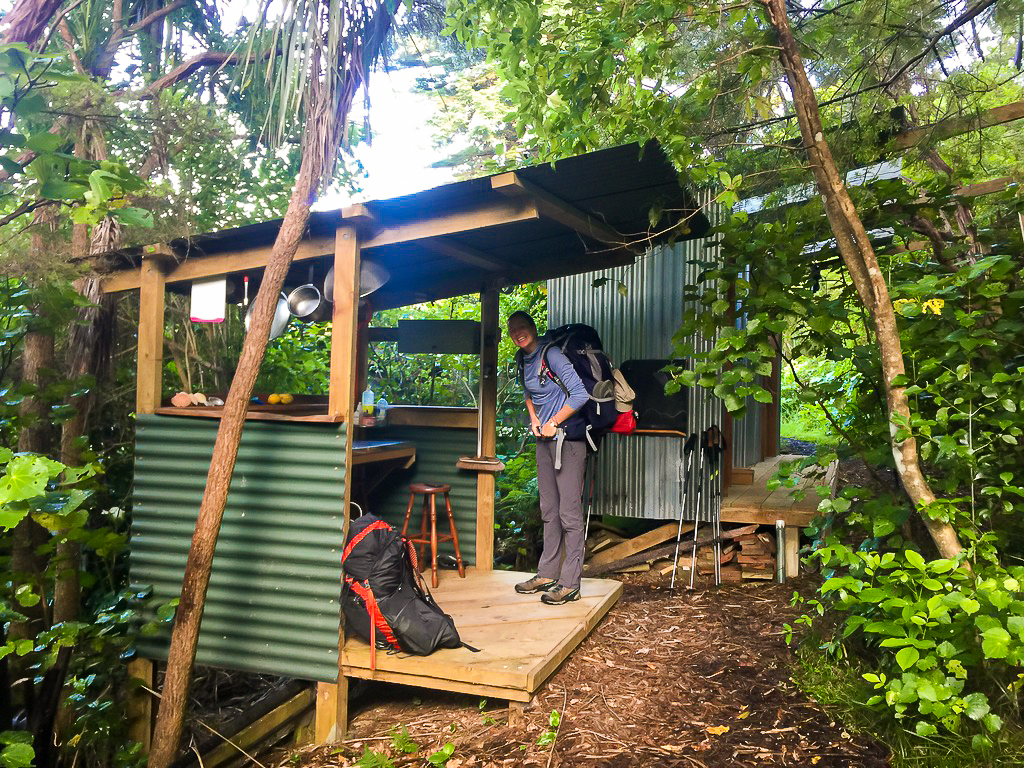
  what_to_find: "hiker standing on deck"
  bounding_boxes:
[507,311,589,605]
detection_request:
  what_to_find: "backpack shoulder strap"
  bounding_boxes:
[539,341,570,398]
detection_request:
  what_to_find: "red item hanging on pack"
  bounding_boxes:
[609,409,637,434]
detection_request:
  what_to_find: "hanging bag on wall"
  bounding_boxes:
[342,514,469,669]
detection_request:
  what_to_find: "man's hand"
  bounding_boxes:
[539,421,557,438]
[530,415,542,437]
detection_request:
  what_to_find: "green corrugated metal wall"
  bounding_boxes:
[368,426,479,566]
[130,415,346,682]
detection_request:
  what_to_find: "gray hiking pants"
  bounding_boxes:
[535,438,587,590]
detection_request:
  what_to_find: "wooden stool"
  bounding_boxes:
[401,482,466,587]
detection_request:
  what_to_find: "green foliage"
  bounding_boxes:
[389,725,419,754]
[493,451,541,569]
[0,733,33,768]
[536,709,561,746]
[799,528,1024,741]
[426,742,455,766]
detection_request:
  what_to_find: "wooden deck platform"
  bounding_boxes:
[722,454,835,528]
[341,569,622,702]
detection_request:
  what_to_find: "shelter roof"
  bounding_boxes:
[101,140,709,310]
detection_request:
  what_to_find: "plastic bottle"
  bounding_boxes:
[376,397,388,426]
[360,385,375,416]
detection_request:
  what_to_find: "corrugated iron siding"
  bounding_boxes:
[550,191,765,521]
[131,415,346,682]
[367,426,478,565]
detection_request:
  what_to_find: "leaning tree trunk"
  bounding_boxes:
[762,0,965,561]
[146,116,324,768]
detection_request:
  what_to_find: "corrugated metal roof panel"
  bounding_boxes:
[131,415,346,682]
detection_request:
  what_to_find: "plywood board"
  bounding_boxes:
[341,569,621,701]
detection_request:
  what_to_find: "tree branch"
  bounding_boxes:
[127,0,188,35]
[135,49,266,100]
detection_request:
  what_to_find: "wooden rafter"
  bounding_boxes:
[100,198,539,294]
[419,237,507,271]
[490,171,632,249]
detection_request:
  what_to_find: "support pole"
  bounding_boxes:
[475,287,499,571]
[327,225,360,742]
[136,255,167,414]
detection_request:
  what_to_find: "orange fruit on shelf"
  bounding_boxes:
[279,393,294,404]
[267,393,281,405]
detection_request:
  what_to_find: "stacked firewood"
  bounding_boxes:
[584,521,778,584]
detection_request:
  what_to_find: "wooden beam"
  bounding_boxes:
[420,237,507,271]
[490,172,630,248]
[340,203,378,228]
[126,658,154,754]
[584,522,681,571]
[367,326,399,342]
[314,682,341,744]
[328,227,360,422]
[784,526,800,579]
[202,688,314,766]
[476,287,499,571]
[384,406,477,429]
[890,100,1024,152]
[140,243,179,267]
[101,235,336,294]
[360,198,540,250]
[330,226,360,743]
[136,257,166,414]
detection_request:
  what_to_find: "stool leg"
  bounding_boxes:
[401,491,416,537]
[417,494,429,567]
[429,493,440,588]
[444,492,465,578]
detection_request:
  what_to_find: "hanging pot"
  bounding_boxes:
[323,259,390,303]
[286,283,331,322]
[245,293,291,340]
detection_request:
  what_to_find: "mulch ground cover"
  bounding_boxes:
[277,575,890,768]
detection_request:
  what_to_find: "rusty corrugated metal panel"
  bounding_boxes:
[550,189,737,522]
[367,426,479,565]
[130,415,346,682]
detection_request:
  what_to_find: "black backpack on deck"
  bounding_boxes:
[518,323,618,450]
[342,514,464,666]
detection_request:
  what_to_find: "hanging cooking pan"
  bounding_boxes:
[244,293,291,340]
[323,259,390,303]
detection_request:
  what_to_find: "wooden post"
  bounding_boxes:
[329,227,360,422]
[323,226,360,742]
[785,526,800,579]
[314,682,344,744]
[475,287,499,571]
[136,255,167,414]
[762,341,781,460]
[126,658,155,753]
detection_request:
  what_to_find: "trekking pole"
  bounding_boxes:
[582,452,597,544]
[688,434,707,590]
[703,424,727,586]
[670,434,698,590]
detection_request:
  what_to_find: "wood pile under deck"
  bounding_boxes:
[341,569,622,702]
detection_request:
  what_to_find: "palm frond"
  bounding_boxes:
[235,0,399,190]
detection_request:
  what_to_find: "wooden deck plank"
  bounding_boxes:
[721,454,826,526]
[341,569,621,701]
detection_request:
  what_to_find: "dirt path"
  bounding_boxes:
[282,577,888,768]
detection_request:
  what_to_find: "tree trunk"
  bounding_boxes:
[1,0,67,46]
[762,0,965,561]
[146,130,323,768]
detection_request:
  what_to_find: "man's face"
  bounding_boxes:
[507,319,536,349]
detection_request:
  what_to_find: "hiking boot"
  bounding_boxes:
[541,585,581,605]
[515,575,557,594]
